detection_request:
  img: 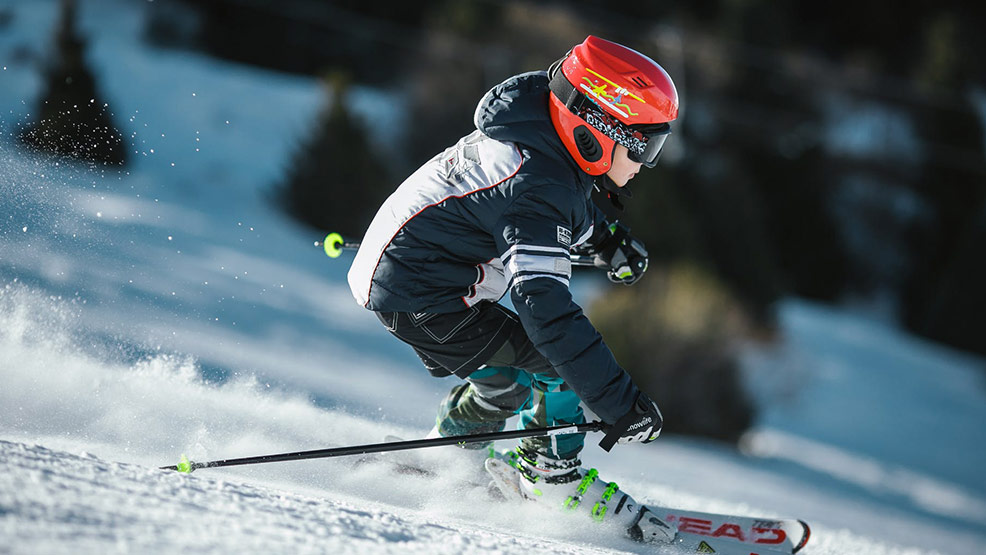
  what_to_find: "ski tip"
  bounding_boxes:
[322,232,344,258]
[176,454,194,474]
[793,519,811,553]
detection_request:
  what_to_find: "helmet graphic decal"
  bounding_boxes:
[581,68,646,118]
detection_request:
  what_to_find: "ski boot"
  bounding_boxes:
[486,448,676,544]
[431,383,510,450]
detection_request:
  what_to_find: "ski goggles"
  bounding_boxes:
[580,106,671,168]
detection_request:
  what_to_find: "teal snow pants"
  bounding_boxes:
[441,365,586,460]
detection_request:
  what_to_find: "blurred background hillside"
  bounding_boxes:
[7,0,985,443]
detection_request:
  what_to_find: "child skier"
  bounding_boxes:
[348,35,678,542]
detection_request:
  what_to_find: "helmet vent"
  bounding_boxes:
[630,76,649,88]
[573,125,602,162]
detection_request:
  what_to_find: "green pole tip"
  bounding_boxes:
[323,232,344,258]
[176,454,193,474]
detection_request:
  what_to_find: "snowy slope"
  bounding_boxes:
[2,287,983,554]
[0,440,618,555]
[2,1,986,554]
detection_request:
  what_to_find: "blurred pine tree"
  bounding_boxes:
[19,0,127,165]
[275,72,389,237]
[901,11,986,355]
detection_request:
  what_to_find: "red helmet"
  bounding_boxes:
[548,35,678,175]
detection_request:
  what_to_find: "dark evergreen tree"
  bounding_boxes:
[20,0,127,165]
[276,73,388,237]
[901,11,986,355]
[918,201,986,356]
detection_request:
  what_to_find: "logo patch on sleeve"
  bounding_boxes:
[556,226,572,246]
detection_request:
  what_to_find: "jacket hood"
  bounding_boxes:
[474,71,585,179]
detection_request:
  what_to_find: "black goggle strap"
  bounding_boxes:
[549,69,670,167]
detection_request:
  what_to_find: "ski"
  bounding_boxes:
[350,435,493,489]
[485,457,809,554]
[360,441,811,554]
[653,507,810,554]
[671,533,797,555]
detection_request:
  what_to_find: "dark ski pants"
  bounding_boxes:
[376,302,586,459]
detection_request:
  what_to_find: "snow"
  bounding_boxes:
[0,441,611,555]
[2,1,985,554]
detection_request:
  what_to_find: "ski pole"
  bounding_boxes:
[161,421,606,474]
[315,233,599,267]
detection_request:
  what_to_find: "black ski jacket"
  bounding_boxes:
[348,71,639,424]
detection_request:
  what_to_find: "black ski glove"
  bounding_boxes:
[590,222,649,285]
[598,392,663,452]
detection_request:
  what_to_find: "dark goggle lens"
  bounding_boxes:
[627,124,671,168]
